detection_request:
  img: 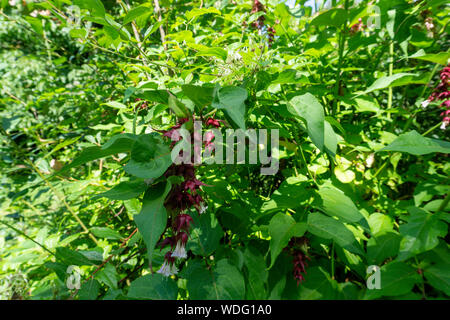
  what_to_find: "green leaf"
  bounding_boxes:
[185,7,221,20]
[310,8,348,29]
[297,267,341,300]
[424,263,450,296]
[397,207,447,261]
[368,212,395,235]
[307,212,364,256]
[128,274,178,299]
[55,247,95,266]
[212,86,248,130]
[244,245,268,299]
[134,181,172,266]
[181,84,215,109]
[93,180,148,200]
[409,50,450,65]
[123,4,152,25]
[324,121,337,157]
[378,130,450,155]
[289,93,325,151]
[168,94,191,118]
[96,263,118,289]
[24,17,43,36]
[261,176,310,214]
[268,213,307,269]
[360,73,426,94]
[124,134,172,179]
[102,101,127,109]
[316,185,370,231]
[78,280,100,300]
[367,232,401,264]
[74,0,105,17]
[196,47,228,61]
[183,259,245,299]
[364,262,420,299]
[90,227,122,240]
[58,133,138,174]
[187,211,223,257]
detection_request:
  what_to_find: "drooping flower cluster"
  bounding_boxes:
[156,116,221,277]
[249,0,276,47]
[251,0,266,29]
[349,18,365,35]
[134,98,149,110]
[422,65,450,129]
[292,250,310,285]
[285,237,310,286]
[267,26,276,45]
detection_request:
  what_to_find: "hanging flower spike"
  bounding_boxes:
[206,118,221,128]
[183,179,207,193]
[172,232,189,259]
[158,236,176,251]
[157,251,178,277]
[174,214,194,233]
[292,251,310,286]
[193,195,208,214]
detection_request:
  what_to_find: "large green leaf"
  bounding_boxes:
[360,73,427,94]
[128,274,178,300]
[424,263,450,296]
[316,185,369,230]
[244,245,268,299]
[289,93,325,151]
[378,130,450,155]
[409,50,450,65]
[58,133,138,174]
[181,84,215,109]
[134,181,172,266]
[55,247,95,266]
[95,263,119,289]
[268,213,307,269]
[90,227,122,240]
[74,0,105,17]
[364,262,421,299]
[260,176,311,214]
[212,86,247,130]
[124,134,172,179]
[187,211,223,256]
[310,8,348,29]
[367,232,401,264]
[297,267,341,300]
[123,4,152,25]
[397,207,447,261]
[93,179,148,200]
[183,259,245,299]
[307,212,364,256]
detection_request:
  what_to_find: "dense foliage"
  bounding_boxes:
[0,0,449,300]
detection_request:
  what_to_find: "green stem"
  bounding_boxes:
[387,42,394,120]
[0,220,55,257]
[422,122,442,137]
[27,161,99,245]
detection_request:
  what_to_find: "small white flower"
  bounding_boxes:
[170,264,178,275]
[440,121,448,130]
[198,203,208,214]
[172,241,187,259]
[365,153,375,168]
[157,260,178,277]
[157,261,171,277]
[421,100,430,109]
